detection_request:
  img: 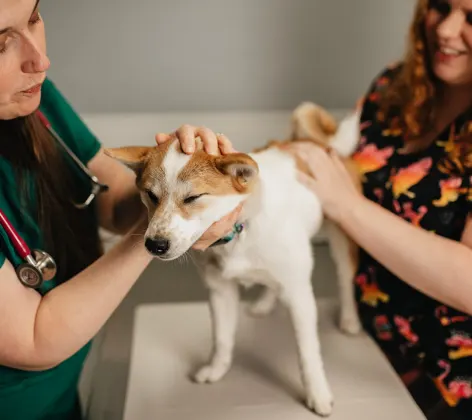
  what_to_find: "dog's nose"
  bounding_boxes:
[145,237,170,255]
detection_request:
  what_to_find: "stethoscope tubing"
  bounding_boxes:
[0,208,32,260]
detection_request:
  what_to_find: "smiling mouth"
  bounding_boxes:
[436,46,467,57]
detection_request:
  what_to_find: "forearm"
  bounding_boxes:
[31,229,152,368]
[338,197,472,314]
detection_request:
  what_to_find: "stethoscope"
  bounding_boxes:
[0,110,109,289]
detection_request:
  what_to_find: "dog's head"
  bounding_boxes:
[105,139,259,260]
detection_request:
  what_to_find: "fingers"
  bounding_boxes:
[156,125,236,156]
[155,133,173,144]
[175,124,199,154]
[195,127,219,155]
[217,133,236,154]
[297,171,318,193]
[191,202,244,251]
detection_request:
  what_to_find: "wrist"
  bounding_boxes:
[333,194,369,227]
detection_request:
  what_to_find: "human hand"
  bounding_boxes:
[285,143,364,223]
[192,203,244,251]
[155,124,236,155]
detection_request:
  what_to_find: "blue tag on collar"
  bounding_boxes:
[210,222,245,247]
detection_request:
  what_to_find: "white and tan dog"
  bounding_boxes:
[106,103,362,417]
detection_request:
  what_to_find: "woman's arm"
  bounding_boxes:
[88,148,144,234]
[340,195,472,315]
[0,218,153,371]
[291,143,472,315]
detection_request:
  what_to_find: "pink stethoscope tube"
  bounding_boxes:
[0,209,32,260]
[0,110,107,288]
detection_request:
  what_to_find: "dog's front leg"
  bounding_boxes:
[281,281,333,417]
[193,280,239,384]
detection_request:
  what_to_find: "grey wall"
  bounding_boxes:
[41,0,416,113]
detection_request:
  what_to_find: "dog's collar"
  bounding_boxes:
[210,222,245,247]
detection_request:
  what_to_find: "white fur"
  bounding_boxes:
[190,110,361,416]
[163,141,191,186]
[329,110,361,157]
[151,111,362,416]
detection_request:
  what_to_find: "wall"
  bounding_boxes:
[41,0,416,113]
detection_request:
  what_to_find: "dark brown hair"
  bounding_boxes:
[0,112,103,284]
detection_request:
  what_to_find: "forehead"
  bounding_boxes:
[449,0,472,9]
[139,140,222,190]
[0,0,36,27]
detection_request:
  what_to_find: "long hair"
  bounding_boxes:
[377,0,472,170]
[0,112,103,284]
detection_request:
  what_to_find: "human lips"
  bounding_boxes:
[20,82,43,95]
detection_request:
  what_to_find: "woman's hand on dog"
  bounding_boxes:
[155,125,236,155]
[192,203,244,251]
[286,143,364,223]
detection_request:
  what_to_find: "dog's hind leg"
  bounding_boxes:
[248,286,278,317]
[278,256,333,416]
[193,278,239,384]
[326,220,362,335]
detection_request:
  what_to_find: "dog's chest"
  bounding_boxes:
[203,242,278,288]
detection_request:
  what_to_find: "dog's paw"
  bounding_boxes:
[192,363,229,384]
[339,313,362,335]
[305,389,334,417]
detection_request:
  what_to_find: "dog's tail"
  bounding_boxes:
[290,102,360,157]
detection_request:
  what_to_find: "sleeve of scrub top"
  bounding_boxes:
[39,78,102,165]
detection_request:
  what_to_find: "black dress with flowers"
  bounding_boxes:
[351,64,472,419]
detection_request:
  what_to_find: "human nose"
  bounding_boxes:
[20,35,50,74]
[437,10,466,40]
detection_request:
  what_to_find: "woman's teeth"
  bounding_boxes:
[439,47,464,56]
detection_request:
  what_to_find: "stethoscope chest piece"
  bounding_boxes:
[15,249,57,289]
[33,249,57,281]
[16,263,43,289]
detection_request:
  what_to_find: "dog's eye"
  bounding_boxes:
[147,190,159,205]
[183,194,206,204]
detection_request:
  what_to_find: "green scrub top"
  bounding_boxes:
[0,78,102,419]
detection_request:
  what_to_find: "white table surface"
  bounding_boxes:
[123,298,425,419]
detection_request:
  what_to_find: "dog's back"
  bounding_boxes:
[200,102,361,285]
[104,102,362,416]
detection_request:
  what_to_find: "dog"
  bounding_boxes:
[105,102,362,417]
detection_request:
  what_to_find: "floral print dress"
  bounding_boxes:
[352,64,472,418]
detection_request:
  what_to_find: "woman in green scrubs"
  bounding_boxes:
[0,1,240,419]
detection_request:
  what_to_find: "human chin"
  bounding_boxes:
[2,94,43,119]
[432,59,472,86]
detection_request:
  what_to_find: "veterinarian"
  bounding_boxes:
[287,0,472,419]
[0,1,242,419]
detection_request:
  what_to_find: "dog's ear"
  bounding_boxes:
[291,102,337,144]
[215,153,259,192]
[104,146,152,172]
